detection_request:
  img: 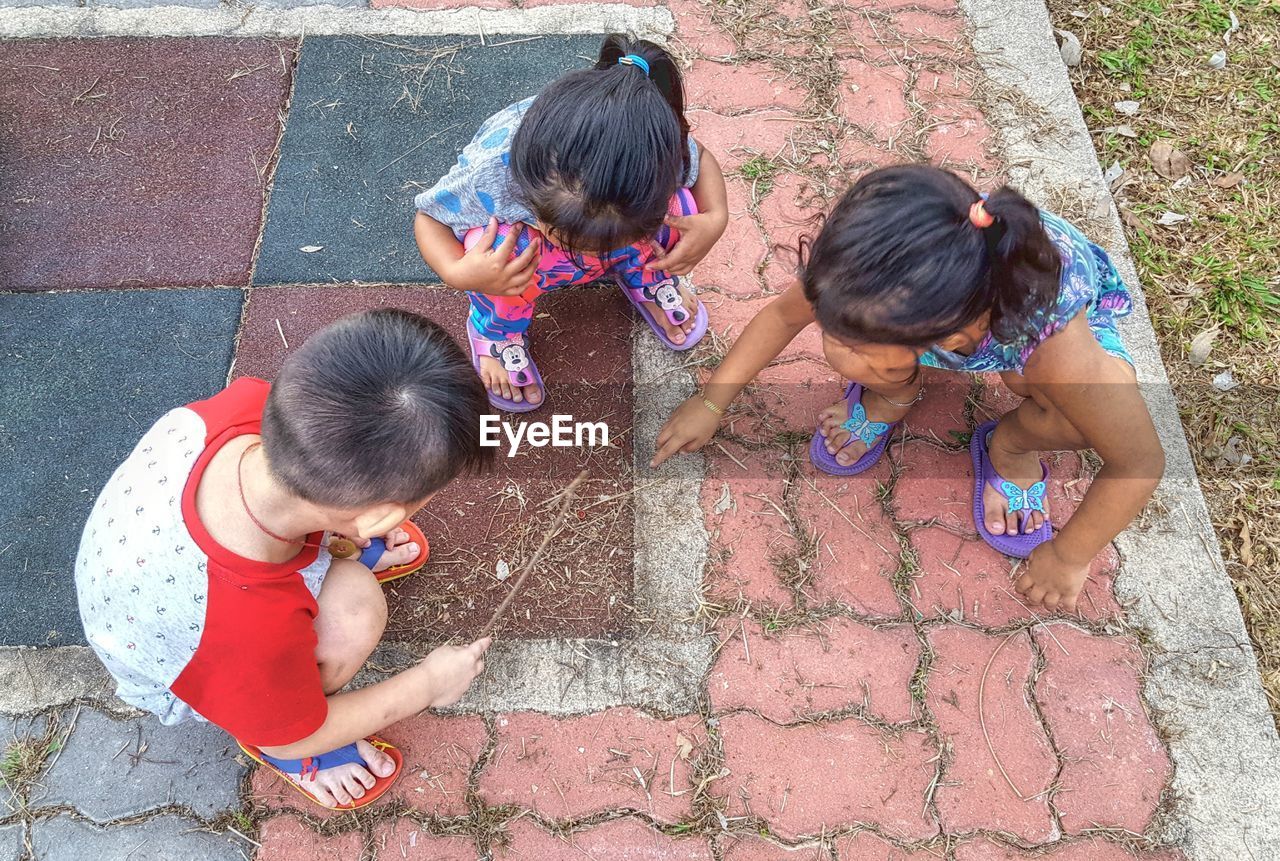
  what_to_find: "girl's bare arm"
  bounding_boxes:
[1023,315,1165,565]
[646,142,729,276]
[651,280,816,466]
[414,212,539,296]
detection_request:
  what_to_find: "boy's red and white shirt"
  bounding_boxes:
[75,378,332,746]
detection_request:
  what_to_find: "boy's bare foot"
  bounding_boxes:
[640,282,699,346]
[281,739,396,808]
[816,389,911,467]
[477,354,542,405]
[983,423,1050,536]
[368,526,420,572]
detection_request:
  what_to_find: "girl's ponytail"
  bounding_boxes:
[594,36,691,176]
[800,165,1061,349]
[510,35,689,254]
[981,187,1061,342]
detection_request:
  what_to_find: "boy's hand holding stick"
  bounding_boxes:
[477,470,589,640]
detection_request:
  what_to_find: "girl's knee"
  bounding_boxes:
[463,221,542,256]
[999,370,1032,398]
[671,187,698,218]
[655,189,699,252]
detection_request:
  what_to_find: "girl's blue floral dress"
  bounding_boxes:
[920,210,1133,374]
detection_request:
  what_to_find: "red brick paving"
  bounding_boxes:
[701,440,797,607]
[953,838,1185,860]
[792,472,902,616]
[908,527,1122,625]
[894,444,977,531]
[685,60,807,115]
[754,173,830,296]
[689,109,801,170]
[669,0,738,57]
[833,832,942,860]
[708,618,920,722]
[836,135,900,174]
[721,836,828,860]
[837,60,912,142]
[1034,626,1171,835]
[914,69,995,168]
[479,709,703,823]
[715,713,940,840]
[717,359,842,465]
[755,173,825,254]
[0,39,290,291]
[254,817,363,860]
[905,370,974,443]
[370,820,480,861]
[926,627,1057,842]
[693,177,769,298]
[496,818,713,860]
[380,714,489,816]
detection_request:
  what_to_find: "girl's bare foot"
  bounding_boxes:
[641,282,699,346]
[478,354,542,405]
[282,739,396,808]
[983,422,1049,536]
[816,388,911,467]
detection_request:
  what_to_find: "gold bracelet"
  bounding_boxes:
[879,385,925,408]
[701,397,725,416]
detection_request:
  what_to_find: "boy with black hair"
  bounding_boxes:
[75,308,493,809]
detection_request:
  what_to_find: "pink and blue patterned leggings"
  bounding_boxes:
[463,188,697,341]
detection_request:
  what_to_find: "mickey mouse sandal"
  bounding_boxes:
[467,319,545,413]
[619,188,708,352]
[621,277,708,352]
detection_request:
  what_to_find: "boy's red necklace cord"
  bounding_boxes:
[237,442,359,558]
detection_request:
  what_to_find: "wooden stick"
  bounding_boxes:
[477,470,589,639]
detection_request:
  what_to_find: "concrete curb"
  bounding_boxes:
[958,0,1280,856]
[0,3,673,38]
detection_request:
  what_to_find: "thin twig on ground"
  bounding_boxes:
[477,470,589,640]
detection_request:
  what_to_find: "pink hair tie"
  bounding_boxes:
[969,201,995,228]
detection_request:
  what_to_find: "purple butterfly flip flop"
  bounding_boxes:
[467,319,545,414]
[970,420,1053,558]
[808,382,899,476]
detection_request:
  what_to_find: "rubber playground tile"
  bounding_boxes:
[233,284,636,641]
[0,289,243,645]
[0,39,291,291]
[253,35,602,286]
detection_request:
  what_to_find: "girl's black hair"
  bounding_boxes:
[800,164,1062,347]
[509,35,689,254]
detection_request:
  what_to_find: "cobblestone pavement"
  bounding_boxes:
[0,0,1194,858]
